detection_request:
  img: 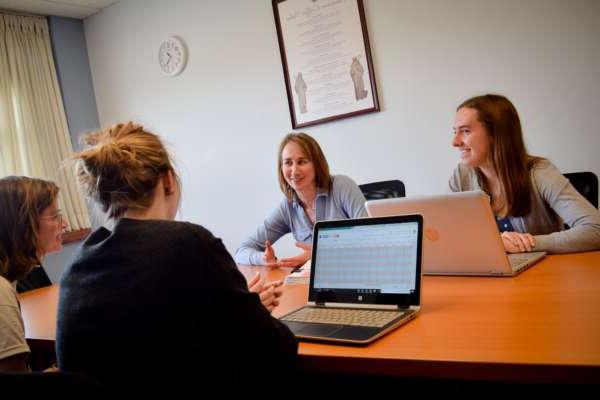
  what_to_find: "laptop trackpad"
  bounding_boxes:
[297,324,343,337]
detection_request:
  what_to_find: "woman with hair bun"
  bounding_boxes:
[56,122,297,392]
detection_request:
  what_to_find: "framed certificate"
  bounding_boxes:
[273,0,380,128]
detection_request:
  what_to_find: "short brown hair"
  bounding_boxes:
[0,176,59,281]
[74,122,177,218]
[458,94,543,216]
[277,132,332,200]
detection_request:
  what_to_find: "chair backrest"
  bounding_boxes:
[17,265,52,293]
[359,180,406,201]
[564,172,598,209]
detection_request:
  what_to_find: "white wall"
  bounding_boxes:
[83,0,600,256]
[44,241,81,283]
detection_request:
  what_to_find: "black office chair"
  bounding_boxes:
[564,172,598,209]
[359,180,405,200]
[16,265,52,293]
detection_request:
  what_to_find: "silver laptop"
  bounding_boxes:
[365,191,546,276]
[279,215,423,345]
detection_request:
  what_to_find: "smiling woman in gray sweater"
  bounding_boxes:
[449,94,600,254]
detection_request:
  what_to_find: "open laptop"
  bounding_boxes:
[279,215,423,345]
[365,191,546,276]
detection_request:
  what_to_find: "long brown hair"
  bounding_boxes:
[458,94,543,216]
[73,122,178,218]
[0,176,59,282]
[277,132,332,200]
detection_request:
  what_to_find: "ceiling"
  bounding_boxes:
[0,0,119,19]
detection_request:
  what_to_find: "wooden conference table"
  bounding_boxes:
[19,252,600,384]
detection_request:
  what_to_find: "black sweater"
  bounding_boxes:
[56,219,297,392]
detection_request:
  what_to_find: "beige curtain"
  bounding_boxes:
[0,13,90,230]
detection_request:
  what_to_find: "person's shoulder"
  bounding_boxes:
[274,194,295,214]
[176,222,236,274]
[0,275,18,304]
[0,275,12,290]
[332,174,356,183]
[331,174,359,190]
[116,219,209,238]
[453,163,476,177]
[82,226,111,247]
[530,157,557,173]
[81,220,217,257]
[450,163,477,191]
[529,158,571,200]
[530,158,564,182]
[177,221,216,241]
[140,219,218,246]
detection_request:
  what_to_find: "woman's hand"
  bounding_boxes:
[277,242,312,268]
[262,240,278,266]
[263,241,312,268]
[247,272,283,313]
[501,231,536,253]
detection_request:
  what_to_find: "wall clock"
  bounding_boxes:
[158,36,187,76]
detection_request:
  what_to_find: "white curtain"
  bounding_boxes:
[0,13,90,230]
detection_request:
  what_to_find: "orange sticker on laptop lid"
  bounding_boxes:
[425,227,439,241]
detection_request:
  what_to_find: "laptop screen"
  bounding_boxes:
[308,215,422,306]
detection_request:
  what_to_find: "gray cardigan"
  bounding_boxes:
[449,160,600,253]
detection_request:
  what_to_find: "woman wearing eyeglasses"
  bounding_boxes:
[0,176,68,372]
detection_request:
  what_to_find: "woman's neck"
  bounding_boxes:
[123,181,174,221]
[123,204,169,221]
[296,186,317,210]
[479,164,506,215]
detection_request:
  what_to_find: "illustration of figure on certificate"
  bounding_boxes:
[350,55,368,101]
[294,72,308,113]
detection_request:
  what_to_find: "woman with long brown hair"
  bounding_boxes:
[450,94,600,253]
[0,176,67,371]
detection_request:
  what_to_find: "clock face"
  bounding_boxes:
[158,37,187,76]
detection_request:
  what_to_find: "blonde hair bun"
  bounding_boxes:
[74,122,175,218]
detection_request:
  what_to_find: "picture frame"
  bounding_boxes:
[272,0,380,129]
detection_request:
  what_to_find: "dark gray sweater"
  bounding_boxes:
[56,218,297,392]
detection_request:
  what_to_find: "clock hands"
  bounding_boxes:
[160,37,186,75]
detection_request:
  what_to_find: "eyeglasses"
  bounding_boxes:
[41,210,63,224]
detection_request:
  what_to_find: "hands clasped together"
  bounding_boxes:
[247,272,283,313]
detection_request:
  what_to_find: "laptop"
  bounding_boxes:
[279,215,423,345]
[365,191,546,276]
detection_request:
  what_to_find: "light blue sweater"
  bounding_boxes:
[235,175,367,265]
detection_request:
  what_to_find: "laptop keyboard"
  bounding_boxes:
[508,252,542,271]
[281,307,407,328]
